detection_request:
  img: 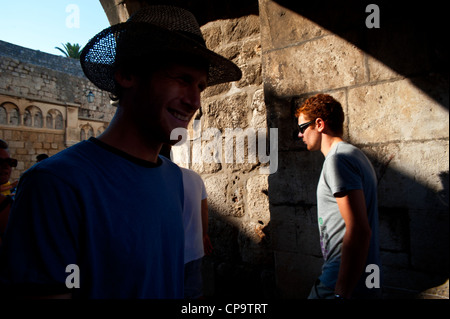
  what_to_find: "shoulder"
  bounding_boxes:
[22,141,98,184]
[326,142,359,163]
[180,167,204,184]
[180,167,200,178]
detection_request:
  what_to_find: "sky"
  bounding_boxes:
[0,0,110,56]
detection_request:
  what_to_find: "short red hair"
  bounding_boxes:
[295,94,344,135]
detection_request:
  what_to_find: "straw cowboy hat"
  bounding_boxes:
[80,5,242,93]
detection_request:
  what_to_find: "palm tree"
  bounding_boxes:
[55,42,82,59]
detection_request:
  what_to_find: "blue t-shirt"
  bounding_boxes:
[0,138,185,298]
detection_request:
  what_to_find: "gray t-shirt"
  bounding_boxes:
[317,142,380,292]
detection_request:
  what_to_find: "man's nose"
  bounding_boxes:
[183,87,202,110]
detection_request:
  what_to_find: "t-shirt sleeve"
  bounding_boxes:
[325,153,363,196]
[201,179,207,200]
[0,169,81,296]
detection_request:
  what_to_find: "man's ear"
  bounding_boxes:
[114,69,137,89]
[316,118,325,133]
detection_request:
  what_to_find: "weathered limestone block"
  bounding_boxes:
[263,35,366,96]
[204,173,245,218]
[203,93,250,129]
[249,89,266,129]
[361,140,449,210]
[224,15,261,43]
[420,280,449,299]
[348,77,449,144]
[270,204,320,256]
[259,0,328,52]
[245,174,270,224]
[238,220,272,265]
[268,150,323,206]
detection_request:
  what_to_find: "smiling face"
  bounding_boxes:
[126,62,208,146]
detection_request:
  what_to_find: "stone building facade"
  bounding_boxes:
[0,40,115,180]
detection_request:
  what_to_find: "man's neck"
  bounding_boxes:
[97,116,162,164]
[321,135,344,157]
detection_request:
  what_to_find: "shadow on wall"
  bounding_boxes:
[256,0,449,298]
[263,86,449,298]
[273,0,449,109]
[373,166,449,297]
[201,206,276,298]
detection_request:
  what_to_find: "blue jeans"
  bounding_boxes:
[308,279,335,299]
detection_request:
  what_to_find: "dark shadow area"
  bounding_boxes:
[201,206,276,298]
[273,0,449,109]
[264,89,449,298]
[125,0,259,26]
[372,160,449,297]
[135,0,448,108]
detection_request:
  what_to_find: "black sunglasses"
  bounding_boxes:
[0,158,18,168]
[298,120,315,134]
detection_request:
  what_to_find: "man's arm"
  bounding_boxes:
[1,170,80,299]
[334,189,371,298]
[201,198,213,255]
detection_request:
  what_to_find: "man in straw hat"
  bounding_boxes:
[0,6,241,299]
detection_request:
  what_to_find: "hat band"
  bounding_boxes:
[175,30,206,47]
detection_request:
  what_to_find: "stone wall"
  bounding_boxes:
[171,14,276,298]
[259,0,449,298]
[109,0,448,299]
[0,40,115,178]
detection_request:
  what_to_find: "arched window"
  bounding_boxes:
[0,103,20,126]
[0,106,6,125]
[46,109,64,130]
[24,105,44,128]
[46,113,53,129]
[24,109,32,126]
[80,124,94,140]
[34,111,43,128]
[55,112,63,129]
[87,126,94,139]
[9,108,20,126]
[97,126,106,137]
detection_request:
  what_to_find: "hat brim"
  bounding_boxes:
[80,22,242,93]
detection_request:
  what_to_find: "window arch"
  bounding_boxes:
[9,108,20,126]
[34,111,43,128]
[24,109,32,127]
[0,102,20,126]
[46,113,53,129]
[46,109,64,130]
[24,105,43,128]
[80,124,94,141]
[97,126,106,137]
[0,106,6,125]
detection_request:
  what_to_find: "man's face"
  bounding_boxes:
[298,113,320,152]
[130,63,208,145]
[0,149,13,185]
